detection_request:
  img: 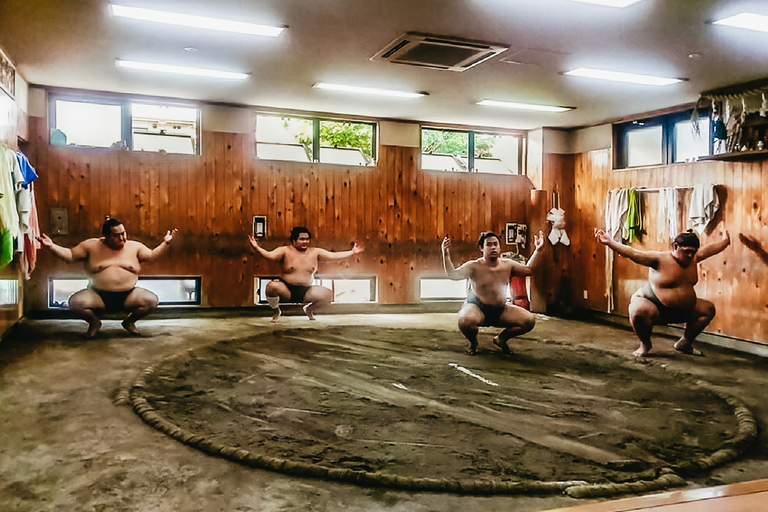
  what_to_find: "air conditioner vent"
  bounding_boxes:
[371,32,508,72]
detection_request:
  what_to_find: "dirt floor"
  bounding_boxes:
[1,310,768,511]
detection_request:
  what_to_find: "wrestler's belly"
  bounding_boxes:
[90,266,139,292]
[653,286,697,311]
[281,271,315,287]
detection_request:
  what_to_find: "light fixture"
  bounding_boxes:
[564,67,683,86]
[566,0,644,7]
[313,82,427,98]
[116,60,249,80]
[713,13,768,33]
[110,4,285,37]
[477,100,573,112]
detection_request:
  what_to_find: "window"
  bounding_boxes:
[419,278,468,300]
[254,277,376,303]
[0,279,19,306]
[49,94,199,154]
[256,114,376,166]
[614,110,711,169]
[421,128,525,174]
[49,277,201,308]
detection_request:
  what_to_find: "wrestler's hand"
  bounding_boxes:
[37,233,54,248]
[351,242,364,254]
[247,235,260,250]
[441,235,451,253]
[594,228,611,245]
[533,230,545,250]
[164,228,178,244]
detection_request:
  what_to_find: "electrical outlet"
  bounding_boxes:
[583,290,588,300]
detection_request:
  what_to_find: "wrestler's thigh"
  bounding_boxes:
[265,280,291,300]
[498,304,535,328]
[305,285,332,303]
[693,298,716,317]
[68,289,105,310]
[628,295,660,322]
[458,303,484,326]
[124,287,159,309]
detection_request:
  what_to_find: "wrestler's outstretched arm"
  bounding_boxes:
[594,228,659,268]
[441,235,472,280]
[247,235,286,261]
[697,228,730,262]
[37,233,87,263]
[316,242,364,261]
[145,228,178,261]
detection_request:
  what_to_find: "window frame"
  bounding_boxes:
[48,276,202,308]
[48,91,201,155]
[420,126,527,175]
[614,109,712,169]
[254,276,377,304]
[255,112,378,166]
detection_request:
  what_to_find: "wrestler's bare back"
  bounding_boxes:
[642,251,699,310]
[278,246,321,286]
[76,238,150,292]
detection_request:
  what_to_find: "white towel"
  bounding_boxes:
[657,187,678,243]
[605,188,629,241]
[546,207,570,246]
[689,183,719,234]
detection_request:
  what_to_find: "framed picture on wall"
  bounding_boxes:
[505,223,517,245]
[0,46,15,99]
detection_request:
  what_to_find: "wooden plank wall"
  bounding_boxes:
[24,116,536,309]
[566,149,768,344]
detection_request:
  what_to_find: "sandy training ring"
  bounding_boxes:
[126,327,757,498]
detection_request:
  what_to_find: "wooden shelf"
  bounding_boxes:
[699,149,768,162]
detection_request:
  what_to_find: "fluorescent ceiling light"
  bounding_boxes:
[713,13,768,33]
[477,100,573,112]
[313,82,426,98]
[564,67,682,86]
[566,0,644,6]
[110,4,285,37]
[116,60,249,80]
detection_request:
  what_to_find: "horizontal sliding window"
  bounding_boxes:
[49,277,201,308]
[254,277,376,304]
[421,128,525,174]
[49,95,199,155]
[419,278,468,300]
[614,110,711,169]
[256,114,376,166]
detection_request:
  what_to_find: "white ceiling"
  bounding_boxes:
[1,0,767,131]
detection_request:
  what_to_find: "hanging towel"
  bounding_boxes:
[657,187,678,243]
[623,188,642,243]
[605,188,629,241]
[689,183,719,234]
[547,208,570,246]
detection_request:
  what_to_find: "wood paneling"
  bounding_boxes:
[26,118,535,309]
[567,150,768,344]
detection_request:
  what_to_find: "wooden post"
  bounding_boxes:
[529,189,548,313]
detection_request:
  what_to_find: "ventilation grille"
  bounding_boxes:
[371,32,508,72]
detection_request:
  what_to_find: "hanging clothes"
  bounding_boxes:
[689,183,719,234]
[16,149,41,279]
[547,191,570,246]
[603,188,629,313]
[622,188,642,243]
[0,146,23,267]
[656,187,678,243]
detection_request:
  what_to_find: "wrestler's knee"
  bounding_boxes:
[68,290,100,312]
[698,299,716,319]
[519,311,536,333]
[128,288,159,310]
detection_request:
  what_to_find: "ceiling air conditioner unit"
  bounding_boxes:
[370,32,508,72]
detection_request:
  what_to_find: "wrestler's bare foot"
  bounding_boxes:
[303,304,317,321]
[85,319,102,338]
[121,319,141,336]
[493,336,511,354]
[271,307,282,323]
[674,338,703,356]
[633,340,652,357]
[465,341,478,355]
